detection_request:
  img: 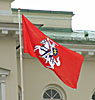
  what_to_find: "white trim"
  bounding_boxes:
[2,30,8,34]
[0,10,12,16]
[0,68,10,100]
[62,43,95,47]
[72,48,95,52]
[1,75,6,100]
[0,68,10,75]
[42,84,67,100]
[88,51,95,56]
[27,16,72,20]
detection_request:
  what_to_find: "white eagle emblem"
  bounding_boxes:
[34,38,61,69]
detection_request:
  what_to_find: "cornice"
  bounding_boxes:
[12,8,74,16]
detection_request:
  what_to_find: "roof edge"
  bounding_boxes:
[12,8,74,15]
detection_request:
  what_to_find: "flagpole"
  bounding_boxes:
[18,8,24,100]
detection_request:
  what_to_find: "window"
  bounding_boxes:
[92,92,95,100]
[43,89,61,99]
[43,84,66,100]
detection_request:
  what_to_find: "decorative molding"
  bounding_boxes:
[0,10,12,16]
[12,8,74,15]
[88,51,95,56]
[0,67,10,75]
[2,30,8,34]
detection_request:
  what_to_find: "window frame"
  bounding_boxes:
[42,84,66,100]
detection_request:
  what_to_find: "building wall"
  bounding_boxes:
[17,56,95,100]
[0,0,95,100]
[0,38,18,100]
[0,0,13,22]
[15,8,95,100]
[67,59,95,100]
[0,0,11,10]
[12,9,73,29]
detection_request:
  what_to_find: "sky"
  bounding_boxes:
[11,0,95,31]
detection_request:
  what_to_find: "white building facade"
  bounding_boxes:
[0,0,95,100]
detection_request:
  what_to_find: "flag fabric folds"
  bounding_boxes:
[22,15,84,89]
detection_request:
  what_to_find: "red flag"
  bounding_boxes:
[22,15,84,89]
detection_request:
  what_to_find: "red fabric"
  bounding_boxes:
[22,15,84,89]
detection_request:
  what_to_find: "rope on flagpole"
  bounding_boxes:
[18,8,24,100]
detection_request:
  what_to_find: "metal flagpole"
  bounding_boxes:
[18,8,24,100]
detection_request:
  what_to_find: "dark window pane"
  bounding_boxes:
[53,93,60,99]
[46,89,51,97]
[92,93,95,100]
[43,88,61,99]
[43,93,50,99]
[52,89,57,97]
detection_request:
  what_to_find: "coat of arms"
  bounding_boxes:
[34,38,61,69]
